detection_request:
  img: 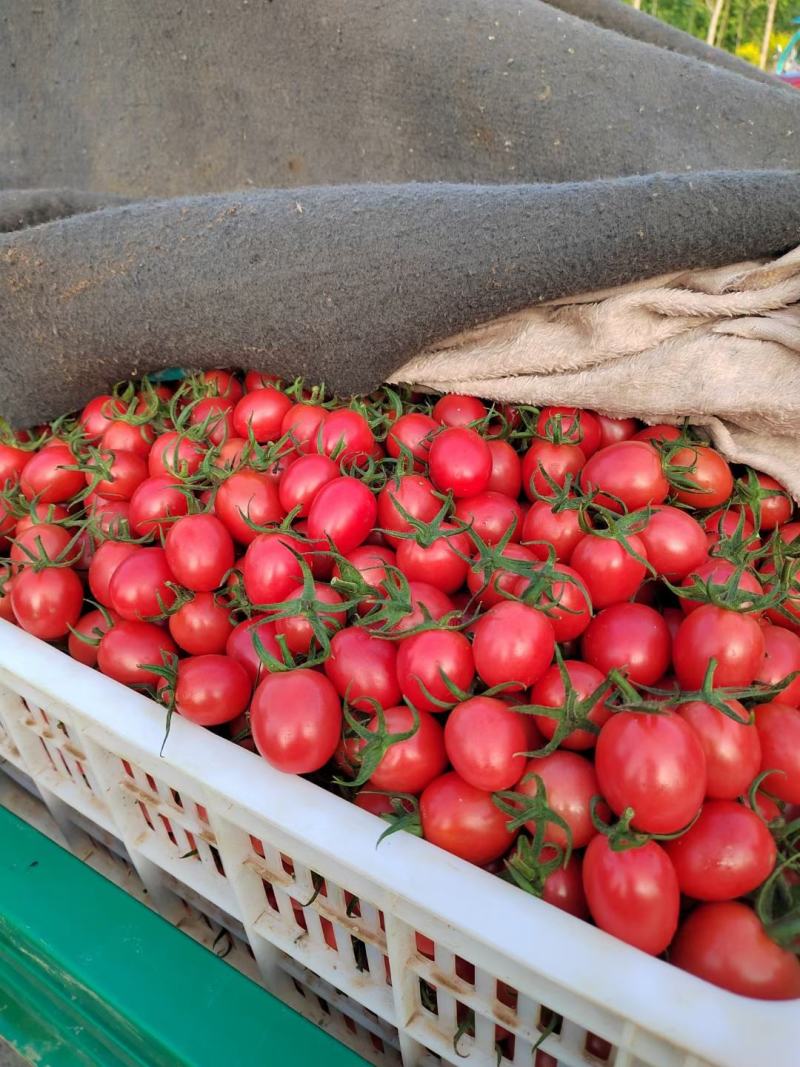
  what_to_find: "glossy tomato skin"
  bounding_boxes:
[361,705,447,794]
[309,478,379,554]
[756,625,800,707]
[487,440,523,497]
[386,412,438,469]
[80,394,126,439]
[148,432,205,478]
[226,615,282,681]
[466,543,537,607]
[432,394,487,427]
[232,388,292,442]
[389,582,455,634]
[595,415,639,447]
[325,627,401,711]
[67,608,118,666]
[677,700,761,800]
[742,474,792,532]
[214,470,283,544]
[673,605,765,690]
[521,441,585,501]
[281,403,326,452]
[428,428,492,498]
[704,508,760,555]
[637,506,707,581]
[472,601,555,691]
[0,443,30,487]
[570,533,648,608]
[445,697,528,791]
[20,445,84,503]
[513,564,592,642]
[187,396,235,445]
[583,836,679,955]
[164,514,235,592]
[679,559,762,615]
[530,660,611,750]
[109,547,177,621]
[11,567,83,640]
[377,475,440,547]
[100,419,155,458]
[541,852,589,919]
[172,655,251,726]
[518,751,603,849]
[320,409,376,464]
[671,445,734,509]
[633,424,681,446]
[128,477,190,537]
[581,603,671,686]
[278,454,338,517]
[755,702,800,803]
[274,582,345,654]
[664,800,776,902]
[168,592,234,655]
[670,902,800,1000]
[251,668,342,773]
[97,621,177,686]
[10,522,72,568]
[596,711,706,834]
[522,500,584,563]
[242,532,306,605]
[420,772,517,866]
[88,541,139,607]
[580,441,668,513]
[536,406,602,457]
[395,526,471,594]
[455,492,523,547]
[90,449,148,502]
[396,629,475,712]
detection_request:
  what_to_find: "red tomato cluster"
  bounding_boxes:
[2,373,800,1002]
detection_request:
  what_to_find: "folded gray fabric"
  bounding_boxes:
[1,0,799,429]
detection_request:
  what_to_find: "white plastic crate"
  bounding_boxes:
[0,617,798,1067]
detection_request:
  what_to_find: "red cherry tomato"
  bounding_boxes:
[581,603,671,686]
[665,800,776,901]
[671,445,734,509]
[636,505,707,581]
[516,751,603,849]
[445,697,528,791]
[20,445,84,503]
[68,608,118,666]
[580,441,668,513]
[325,627,401,711]
[595,415,639,448]
[521,440,585,501]
[530,660,612,750]
[512,564,592,642]
[522,500,585,563]
[108,547,178,621]
[226,615,283,681]
[278,453,339,517]
[536,407,602,457]
[377,475,440,547]
[251,669,342,773]
[128,477,190,537]
[97,621,177,686]
[455,492,523,547]
[79,395,127,439]
[307,477,378,554]
[148,432,206,479]
[670,903,800,1000]
[100,419,155,458]
[755,701,800,803]
[88,541,140,607]
[167,654,251,726]
[11,566,83,640]
[679,559,762,615]
[319,409,376,464]
[472,601,555,691]
[596,711,706,834]
[10,522,73,568]
[466,543,538,607]
[673,605,765,690]
[242,532,308,605]
[432,394,487,427]
[487,440,523,497]
[274,582,346,654]
[429,428,492,498]
[420,772,517,866]
[281,403,327,452]
[168,592,234,655]
[756,625,800,707]
[571,532,648,608]
[396,629,475,712]
[164,514,235,592]
[583,836,679,955]
[360,705,448,794]
[232,388,292,442]
[395,525,472,594]
[214,469,283,544]
[677,698,761,800]
[386,412,439,469]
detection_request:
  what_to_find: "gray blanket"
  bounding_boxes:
[2,0,799,425]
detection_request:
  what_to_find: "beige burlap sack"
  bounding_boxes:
[390,245,800,500]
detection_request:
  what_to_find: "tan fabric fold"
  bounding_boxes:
[389,246,800,501]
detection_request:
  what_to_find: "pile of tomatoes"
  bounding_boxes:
[2,369,800,1002]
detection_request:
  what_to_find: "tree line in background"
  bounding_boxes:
[624,0,797,69]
